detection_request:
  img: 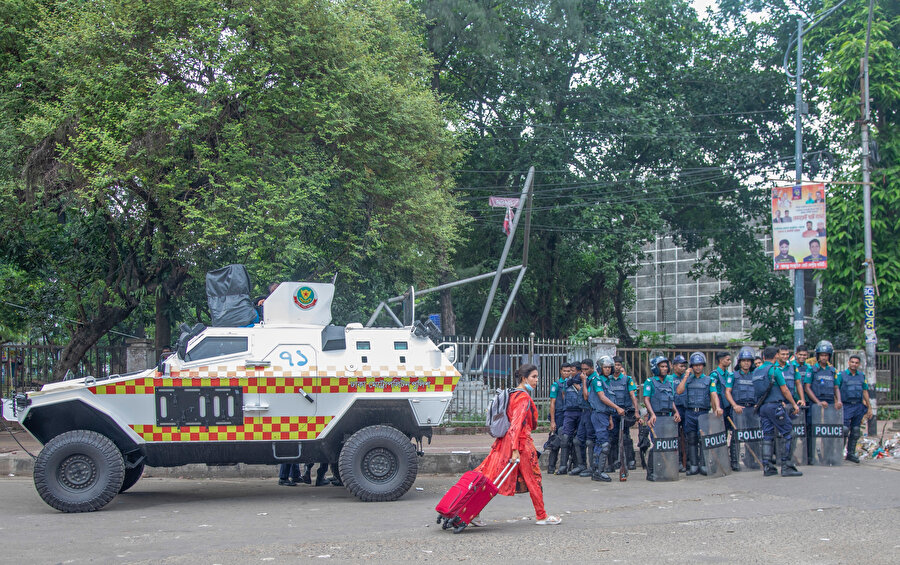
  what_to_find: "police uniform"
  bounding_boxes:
[804,362,837,461]
[710,365,734,468]
[643,375,676,481]
[779,361,803,403]
[587,375,613,482]
[836,368,869,463]
[681,372,716,475]
[727,366,768,470]
[556,375,584,475]
[604,372,638,472]
[757,362,802,476]
[547,374,568,473]
[569,371,599,477]
[672,369,688,471]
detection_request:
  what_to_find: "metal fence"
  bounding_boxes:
[443,337,900,423]
[876,352,900,407]
[1,344,127,398]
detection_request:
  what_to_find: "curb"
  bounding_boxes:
[0,451,491,479]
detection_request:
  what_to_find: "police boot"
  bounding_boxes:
[698,443,708,476]
[762,441,778,476]
[547,447,559,474]
[300,464,313,485]
[729,439,740,472]
[315,463,329,486]
[625,437,636,470]
[556,435,571,475]
[580,441,595,477]
[646,451,656,482]
[845,429,860,464]
[686,435,700,476]
[592,443,612,482]
[568,438,586,476]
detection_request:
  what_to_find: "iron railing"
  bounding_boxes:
[1,344,127,398]
[442,337,898,423]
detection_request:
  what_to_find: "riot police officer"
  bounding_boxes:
[605,356,641,472]
[556,364,584,475]
[755,346,803,477]
[547,363,571,474]
[569,359,600,477]
[804,340,838,408]
[643,356,681,481]
[588,356,620,482]
[725,346,764,471]
[675,352,723,476]
[710,351,734,469]
[791,344,811,385]
[835,354,873,463]
[777,344,806,407]
[671,354,689,472]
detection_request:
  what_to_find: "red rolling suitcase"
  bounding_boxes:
[435,461,518,534]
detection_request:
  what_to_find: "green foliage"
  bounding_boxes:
[424,0,798,343]
[569,323,614,342]
[808,0,900,349]
[633,331,674,348]
[0,0,466,375]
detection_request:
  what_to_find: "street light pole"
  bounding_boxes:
[783,0,852,351]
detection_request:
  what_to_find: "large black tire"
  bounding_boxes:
[33,430,124,512]
[119,461,145,493]
[338,425,417,502]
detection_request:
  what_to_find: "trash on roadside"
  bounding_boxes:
[857,432,899,461]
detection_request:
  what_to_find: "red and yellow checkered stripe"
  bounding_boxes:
[90,373,459,395]
[130,415,333,442]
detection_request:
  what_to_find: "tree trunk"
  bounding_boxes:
[613,268,634,346]
[53,303,137,380]
[155,291,171,352]
[440,288,456,336]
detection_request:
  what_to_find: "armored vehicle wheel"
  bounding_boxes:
[338,425,417,502]
[119,461,145,493]
[33,430,124,512]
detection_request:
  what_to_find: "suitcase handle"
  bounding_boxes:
[493,459,519,489]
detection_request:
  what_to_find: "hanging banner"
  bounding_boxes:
[772,183,827,271]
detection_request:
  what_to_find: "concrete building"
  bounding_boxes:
[626,234,820,345]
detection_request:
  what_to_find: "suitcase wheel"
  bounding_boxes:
[436,514,443,524]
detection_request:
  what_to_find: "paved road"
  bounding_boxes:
[1,463,898,564]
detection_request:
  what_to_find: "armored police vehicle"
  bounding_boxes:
[2,267,459,512]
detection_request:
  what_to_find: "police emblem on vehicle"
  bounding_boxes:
[294,286,317,310]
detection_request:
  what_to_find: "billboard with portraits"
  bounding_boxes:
[772,183,827,271]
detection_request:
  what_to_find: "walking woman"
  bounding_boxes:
[472,363,562,526]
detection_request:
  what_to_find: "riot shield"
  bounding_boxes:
[809,404,843,466]
[731,410,763,471]
[649,416,680,482]
[698,412,731,478]
[776,407,808,466]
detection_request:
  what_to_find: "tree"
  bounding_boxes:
[806,0,900,349]
[422,0,798,342]
[0,0,465,377]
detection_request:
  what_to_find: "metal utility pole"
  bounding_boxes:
[792,17,806,350]
[860,0,877,434]
[783,0,852,351]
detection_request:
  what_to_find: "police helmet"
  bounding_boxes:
[815,340,834,355]
[736,347,755,361]
[672,354,687,365]
[598,355,614,368]
[650,355,669,376]
[689,352,706,366]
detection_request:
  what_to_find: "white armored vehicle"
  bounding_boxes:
[2,267,459,512]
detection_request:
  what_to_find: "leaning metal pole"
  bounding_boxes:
[461,167,534,378]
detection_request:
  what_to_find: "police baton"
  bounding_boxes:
[726,416,762,468]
